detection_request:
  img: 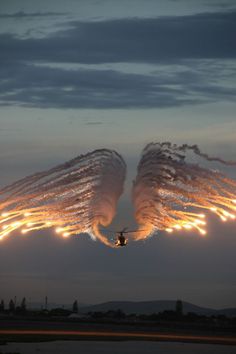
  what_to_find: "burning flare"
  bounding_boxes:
[132,142,236,240]
[0,149,126,247]
[1,143,236,247]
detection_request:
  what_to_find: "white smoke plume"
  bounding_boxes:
[0,149,126,247]
[1,143,236,247]
[132,142,236,240]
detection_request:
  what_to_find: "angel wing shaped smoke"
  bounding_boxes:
[0,149,126,247]
[1,143,236,247]
[132,142,236,240]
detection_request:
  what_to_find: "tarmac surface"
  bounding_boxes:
[0,328,236,345]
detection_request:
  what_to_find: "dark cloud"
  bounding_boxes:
[1,10,236,64]
[0,11,67,18]
[0,60,235,109]
[0,10,235,109]
[168,0,236,9]
[0,62,191,108]
[204,0,236,9]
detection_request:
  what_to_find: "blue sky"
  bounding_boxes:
[0,0,236,308]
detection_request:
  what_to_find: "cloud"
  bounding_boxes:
[168,0,236,9]
[1,10,236,64]
[0,10,235,109]
[0,11,67,19]
[204,0,236,9]
[0,60,235,109]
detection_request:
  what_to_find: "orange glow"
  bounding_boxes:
[132,142,236,239]
[0,143,236,245]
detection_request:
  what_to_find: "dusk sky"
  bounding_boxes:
[0,0,236,309]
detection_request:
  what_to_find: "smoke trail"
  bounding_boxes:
[0,149,126,247]
[132,142,236,240]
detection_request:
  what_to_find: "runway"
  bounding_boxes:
[0,329,235,345]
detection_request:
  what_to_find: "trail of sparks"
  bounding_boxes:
[132,142,236,240]
[0,149,126,247]
[1,143,235,247]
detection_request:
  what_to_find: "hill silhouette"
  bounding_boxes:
[81,300,236,317]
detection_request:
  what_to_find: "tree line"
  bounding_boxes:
[0,298,79,314]
[0,298,26,313]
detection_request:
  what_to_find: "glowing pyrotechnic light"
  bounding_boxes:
[55,227,64,234]
[26,222,34,227]
[183,224,193,230]
[222,210,230,216]
[21,229,29,234]
[194,219,206,225]
[174,224,182,230]
[132,142,236,241]
[0,234,7,240]
[12,222,21,227]
[221,211,235,219]
[1,143,236,246]
[0,231,9,238]
[210,207,217,212]
[0,149,126,247]
[166,228,173,233]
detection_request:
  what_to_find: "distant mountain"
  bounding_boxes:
[27,300,236,317]
[81,300,236,317]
